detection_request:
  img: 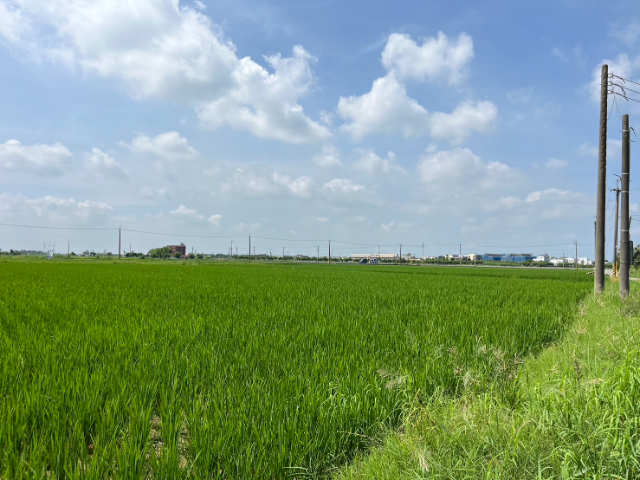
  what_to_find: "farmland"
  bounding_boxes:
[0,261,590,478]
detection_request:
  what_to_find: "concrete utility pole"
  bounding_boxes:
[575,242,578,270]
[621,114,631,298]
[613,178,621,276]
[317,246,320,262]
[459,243,462,266]
[68,242,69,257]
[422,243,425,260]
[249,235,251,261]
[328,239,331,264]
[399,244,402,264]
[118,227,121,259]
[595,64,609,293]
[563,253,565,269]
[231,240,233,257]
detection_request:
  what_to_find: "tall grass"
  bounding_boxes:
[0,262,590,478]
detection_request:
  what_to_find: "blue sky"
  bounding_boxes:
[0,0,638,258]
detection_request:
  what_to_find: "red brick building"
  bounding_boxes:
[167,243,186,256]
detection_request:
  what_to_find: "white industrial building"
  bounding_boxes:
[351,253,398,260]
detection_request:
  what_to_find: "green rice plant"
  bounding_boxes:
[0,262,590,478]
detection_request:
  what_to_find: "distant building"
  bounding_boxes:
[351,253,398,260]
[481,253,535,263]
[535,254,550,263]
[167,243,186,256]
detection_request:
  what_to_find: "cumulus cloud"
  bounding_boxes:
[170,204,204,220]
[221,166,313,198]
[611,21,640,46]
[588,53,640,102]
[0,0,328,143]
[0,192,112,220]
[208,213,222,225]
[196,46,331,144]
[417,147,517,188]
[429,100,497,145]
[337,32,496,143]
[354,149,404,174]
[544,158,568,170]
[323,178,366,194]
[0,139,72,175]
[121,132,200,160]
[523,188,591,220]
[313,143,341,168]
[84,148,126,177]
[381,221,395,231]
[338,74,429,139]
[381,32,474,85]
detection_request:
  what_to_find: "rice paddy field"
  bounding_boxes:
[0,261,591,479]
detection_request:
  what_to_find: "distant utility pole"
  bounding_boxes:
[595,63,608,294]
[317,246,320,262]
[563,253,565,269]
[459,243,462,266]
[422,243,425,260]
[613,177,621,277]
[231,240,233,257]
[249,235,251,261]
[68,242,69,257]
[399,244,402,264]
[118,227,121,259]
[575,242,578,270]
[621,114,631,298]
[377,245,380,256]
[329,239,331,264]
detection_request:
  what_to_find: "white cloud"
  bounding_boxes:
[0,192,112,220]
[611,21,640,46]
[197,46,331,144]
[170,204,204,220]
[312,216,329,223]
[338,73,430,139]
[313,144,342,168]
[323,178,366,194]
[208,213,222,225]
[381,32,474,85]
[552,47,567,62]
[381,221,395,231]
[221,166,313,198]
[0,0,328,144]
[588,53,640,102]
[0,139,72,175]
[354,149,404,175]
[544,158,568,170]
[522,188,591,220]
[337,32,496,143]
[507,87,532,105]
[85,148,126,177]
[429,100,497,145]
[122,132,199,160]
[417,147,515,187]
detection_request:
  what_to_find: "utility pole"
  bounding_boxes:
[249,235,251,261]
[317,246,320,262]
[118,227,121,259]
[613,178,621,277]
[621,114,631,298]
[595,63,608,293]
[329,239,331,264]
[68,241,69,257]
[399,244,402,264]
[575,242,578,270]
[283,246,285,260]
[422,243,425,260]
[231,240,233,258]
[563,253,565,269]
[459,243,462,266]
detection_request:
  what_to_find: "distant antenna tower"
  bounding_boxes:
[44,241,56,259]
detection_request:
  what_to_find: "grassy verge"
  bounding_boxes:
[337,281,640,479]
